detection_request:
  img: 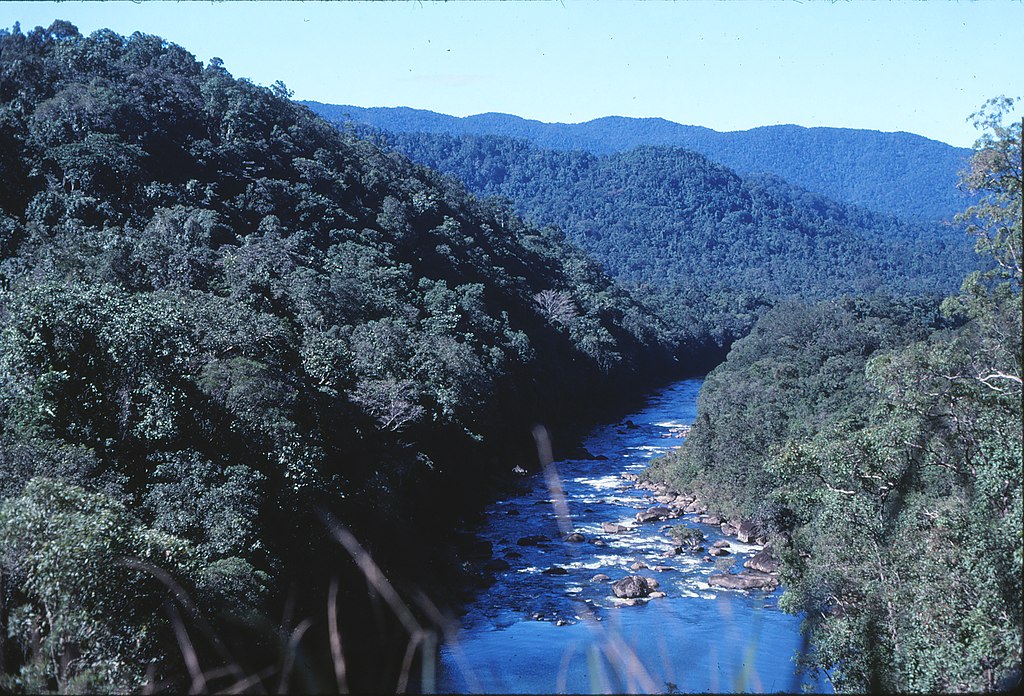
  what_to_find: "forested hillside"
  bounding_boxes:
[355,129,978,344]
[645,98,1023,692]
[304,102,973,221]
[0,22,683,692]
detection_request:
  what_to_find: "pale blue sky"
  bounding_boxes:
[3,1,1022,147]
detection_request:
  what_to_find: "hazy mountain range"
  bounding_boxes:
[303,102,975,222]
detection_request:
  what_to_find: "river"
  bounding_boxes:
[435,378,830,694]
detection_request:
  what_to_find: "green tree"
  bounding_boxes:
[958,96,1022,288]
[0,478,197,693]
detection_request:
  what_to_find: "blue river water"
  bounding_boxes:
[436,378,830,694]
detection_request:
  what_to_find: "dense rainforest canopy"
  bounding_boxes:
[305,102,974,221]
[324,126,979,345]
[0,21,685,692]
[645,97,1023,692]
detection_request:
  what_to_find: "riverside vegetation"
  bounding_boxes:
[644,97,1023,692]
[0,22,685,692]
[0,21,1019,694]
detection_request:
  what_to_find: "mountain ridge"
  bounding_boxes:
[303,101,973,221]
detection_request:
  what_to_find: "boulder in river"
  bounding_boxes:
[667,525,705,549]
[590,573,611,583]
[602,522,628,534]
[744,546,780,574]
[612,575,658,599]
[737,520,759,543]
[712,540,731,549]
[630,561,648,570]
[542,566,568,576]
[565,532,586,543]
[636,506,671,523]
[517,535,549,546]
[648,591,667,599]
[708,546,731,557]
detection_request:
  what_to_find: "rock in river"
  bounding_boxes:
[612,575,658,599]
[517,535,549,546]
[737,520,759,543]
[602,522,628,534]
[636,506,672,523]
[744,546,779,574]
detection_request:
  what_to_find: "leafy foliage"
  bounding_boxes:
[0,22,680,692]
[644,100,1022,692]
[0,477,198,693]
[341,129,978,344]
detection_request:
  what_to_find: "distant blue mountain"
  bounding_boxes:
[302,102,974,222]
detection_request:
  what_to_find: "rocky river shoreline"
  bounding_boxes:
[452,450,784,622]
[626,474,783,594]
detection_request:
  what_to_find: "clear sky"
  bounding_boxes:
[3,0,1022,148]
